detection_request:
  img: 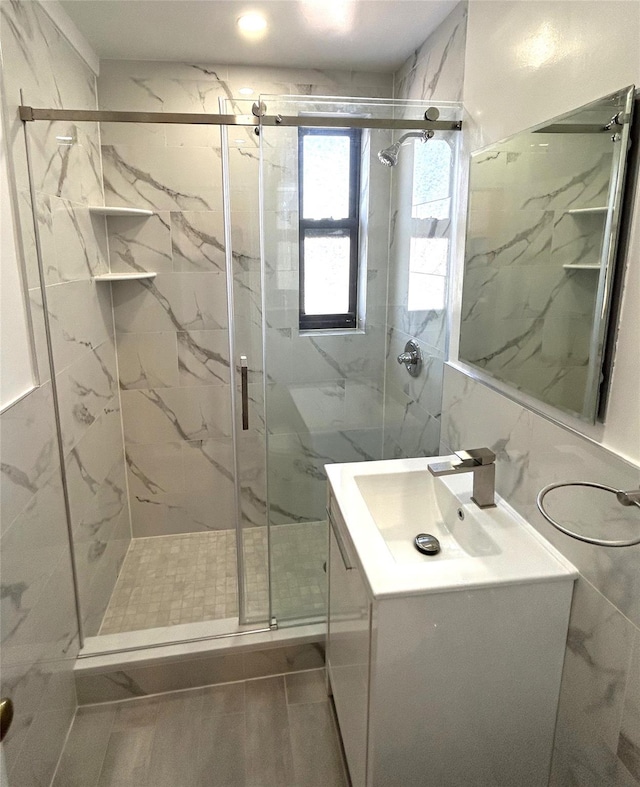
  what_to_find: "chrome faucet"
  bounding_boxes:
[428,448,497,509]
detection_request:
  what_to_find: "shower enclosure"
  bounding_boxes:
[18,94,461,655]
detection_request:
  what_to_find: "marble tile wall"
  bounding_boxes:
[385,2,467,459]
[0,1,110,781]
[2,0,132,647]
[0,384,78,786]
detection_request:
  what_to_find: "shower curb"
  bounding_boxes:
[74,623,325,705]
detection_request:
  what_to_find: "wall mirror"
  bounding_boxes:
[459,85,636,423]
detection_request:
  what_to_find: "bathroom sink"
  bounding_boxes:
[354,469,499,564]
[326,456,576,599]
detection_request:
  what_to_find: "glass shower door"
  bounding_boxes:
[220,99,270,625]
[259,97,398,624]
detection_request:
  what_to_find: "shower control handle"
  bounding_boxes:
[240,356,249,431]
[397,340,422,378]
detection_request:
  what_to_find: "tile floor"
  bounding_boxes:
[53,670,348,787]
[270,522,328,622]
[99,524,328,636]
[100,531,239,634]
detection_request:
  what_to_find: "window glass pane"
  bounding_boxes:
[412,139,452,219]
[302,135,351,220]
[408,237,448,311]
[303,231,351,315]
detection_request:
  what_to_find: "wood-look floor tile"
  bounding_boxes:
[145,689,205,786]
[245,677,295,786]
[52,705,116,787]
[285,669,328,705]
[288,702,348,786]
[194,711,246,786]
[97,725,156,786]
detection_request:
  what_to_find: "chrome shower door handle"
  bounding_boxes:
[240,355,249,431]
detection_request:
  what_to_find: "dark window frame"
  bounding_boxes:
[298,126,362,331]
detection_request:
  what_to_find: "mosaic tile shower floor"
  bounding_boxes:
[99,523,328,635]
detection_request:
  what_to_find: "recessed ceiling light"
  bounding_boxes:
[237,13,267,35]
[239,87,254,95]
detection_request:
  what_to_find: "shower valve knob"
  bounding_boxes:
[397,340,422,377]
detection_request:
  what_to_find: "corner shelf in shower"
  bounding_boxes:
[562,263,600,271]
[566,206,608,215]
[93,272,157,282]
[89,206,154,217]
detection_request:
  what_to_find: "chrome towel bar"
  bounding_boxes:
[536,481,640,547]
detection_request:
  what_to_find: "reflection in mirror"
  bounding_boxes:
[459,86,635,423]
[408,138,452,312]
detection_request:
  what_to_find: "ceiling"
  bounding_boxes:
[59,0,458,72]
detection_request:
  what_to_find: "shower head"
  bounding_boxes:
[378,141,402,167]
[377,129,434,167]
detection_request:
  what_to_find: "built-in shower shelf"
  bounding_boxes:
[562,263,600,271]
[93,272,157,282]
[89,206,154,217]
[566,206,608,215]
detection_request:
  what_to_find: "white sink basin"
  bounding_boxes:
[326,456,576,599]
[354,469,500,564]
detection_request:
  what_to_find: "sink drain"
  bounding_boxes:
[414,533,441,555]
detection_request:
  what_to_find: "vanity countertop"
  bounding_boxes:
[326,456,578,600]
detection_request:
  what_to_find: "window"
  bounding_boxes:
[298,127,361,330]
[408,138,452,312]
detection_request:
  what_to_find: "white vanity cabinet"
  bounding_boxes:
[326,478,576,787]
[327,497,371,786]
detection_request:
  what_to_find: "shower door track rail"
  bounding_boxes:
[18,105,463,131]
[78,623,278,659]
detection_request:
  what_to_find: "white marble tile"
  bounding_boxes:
[72,458,131,638]
[64,397,126,532]
[129,487,235,537]
[26,285,52,385]
[36,194,109,284]
[237,431,267,528]
[100,120,167,148]
[382,386,441,460]
[555,578,635,755]
[126,442,185,498]
[56,337,118,453]
[0,382,60,531]
[102,144,222,211]
[177,330,231,386]
[171,211,226,272]
[394,1,468,102]
[117,331,179,390]
[27,119,104,206]
[107,212,173,273]
[112,272,228,333]
[618,629,640,782]
[46,279,114,372]
[0,475,70,663]
[121,385,232,444]
[268,428,383,525]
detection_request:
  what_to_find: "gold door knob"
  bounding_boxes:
[0,698,14,742]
